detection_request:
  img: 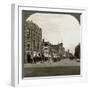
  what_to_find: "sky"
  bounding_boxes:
[26,13,80,54]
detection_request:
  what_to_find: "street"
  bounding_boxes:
[24,59,80,77]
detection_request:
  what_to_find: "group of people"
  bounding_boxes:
[26,52,49,64]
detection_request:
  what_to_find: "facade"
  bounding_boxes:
[41,40,51,57]
[50,43,65,58]
[58,43,65,57]
[24,21,42,63]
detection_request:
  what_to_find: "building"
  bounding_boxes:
[24,20,42,63]
[58,43,65,57]
[41,40,51,58]
[50,43,65,58]
[41,40,65,61]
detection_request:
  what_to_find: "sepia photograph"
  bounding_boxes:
[22,10,81,78]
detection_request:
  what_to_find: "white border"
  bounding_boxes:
[11,4,87,87]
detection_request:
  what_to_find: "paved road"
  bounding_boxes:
[24,59,80,77]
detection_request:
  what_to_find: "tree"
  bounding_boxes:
[74,43,80,59]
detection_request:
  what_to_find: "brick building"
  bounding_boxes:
[24,21,42,63]
[50,43,65,58]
